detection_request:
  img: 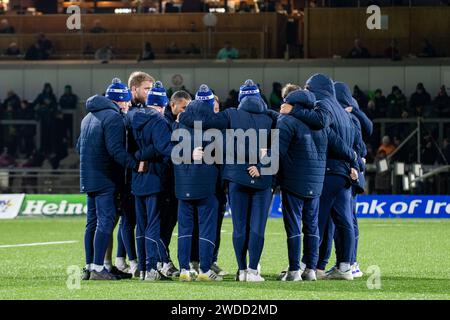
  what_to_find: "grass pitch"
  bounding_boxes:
[0,218,449,300]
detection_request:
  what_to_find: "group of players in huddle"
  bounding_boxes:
[78,70,372,282]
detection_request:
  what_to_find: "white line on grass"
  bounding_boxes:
[0,240,78,249]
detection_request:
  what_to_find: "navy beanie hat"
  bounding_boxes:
[238,79,261,102]
[105,78,131,102]
[146,81,168,107]
[195,84,215,108]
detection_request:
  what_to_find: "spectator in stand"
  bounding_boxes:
[374,149,391,194]
[0,147,16,168]
[167,0,180,12]
[95,45,113,63]
[33,83,58,154]
[384,39,401,61]
[421,136,438,165]
[50,111,69,169]
[25,43,43,60]
[59,85,78,145]
[138,42,155,61]
[166,41,181,54]
[237,1,252,12]
[365,143,375,164]
[0,103,14,120]
[185,43,201,55]
[392,135,410,163]
[2,90,21,113]
[269,81,282,112]
[37,33,54,59]
[59,85,79,110]
[439,138,450,165]
[347,38,371,59]
[83,43,95,55]
[386,86,407,118]
[353,85,368,112]
[5,42,20,56]
[90,19,108,33]
[0,19,15,33]
[378,135,396,156]
[364,100,379,120]
[15,100,34,120]
[181,0,208,12]
[16,100,36,156]
[21,148,45,193]
[418,38,438,58]
[409,83,431,117]
[433,85,450,117]
[373,89,388,116]
[216,41,239,60]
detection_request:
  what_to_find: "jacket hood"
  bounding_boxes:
[184,99,215,120]
[285,90,316,109]
[351,97,360,110]
[334,82,356,109]
[86,95,120,113]
[131,107,161,130]
[305,74,335,99]
[238,95,268,114]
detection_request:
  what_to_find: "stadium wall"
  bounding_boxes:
[0,59,449,103]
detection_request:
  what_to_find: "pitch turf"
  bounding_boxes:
[0,217,449,300]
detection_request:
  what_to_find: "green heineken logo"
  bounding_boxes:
[21,195,87,216]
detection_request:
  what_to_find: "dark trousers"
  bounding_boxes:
[135,194,168,271]
[282,191,320,271]
[177,195,218,273]
[317,175,354,267]
[228,182,271,271]
[85,188,117,266]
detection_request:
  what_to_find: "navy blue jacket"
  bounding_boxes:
[173,100,219,200]
[178,96,275,190]
[351,99,373,138]
[277,90,357,198]
[288,74,357,182]
[77,95,137,193]
[334,82,369,194]
[131,108,174,197]
[159,106,177,196]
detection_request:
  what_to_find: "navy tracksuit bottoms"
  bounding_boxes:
[177,195,218,273]
[317,174,355,267]
[159,191,178,262]
[135,194,168,272]
[282,191,320,271]
[228,182,271,271]
[317,192,360,270]
[85,188,117,267]
[117,194,137,261]
[190,194,226,263]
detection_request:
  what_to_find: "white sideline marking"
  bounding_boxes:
[0,240,78,249]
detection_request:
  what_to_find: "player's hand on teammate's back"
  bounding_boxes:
[280,103,293,114]
[138,161,148,173]
[247,166,260,178]
[193,147,204,161]
[350,168,358,181]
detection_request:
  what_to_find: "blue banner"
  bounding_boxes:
[354,195,450,218]
[225,195,450,218]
